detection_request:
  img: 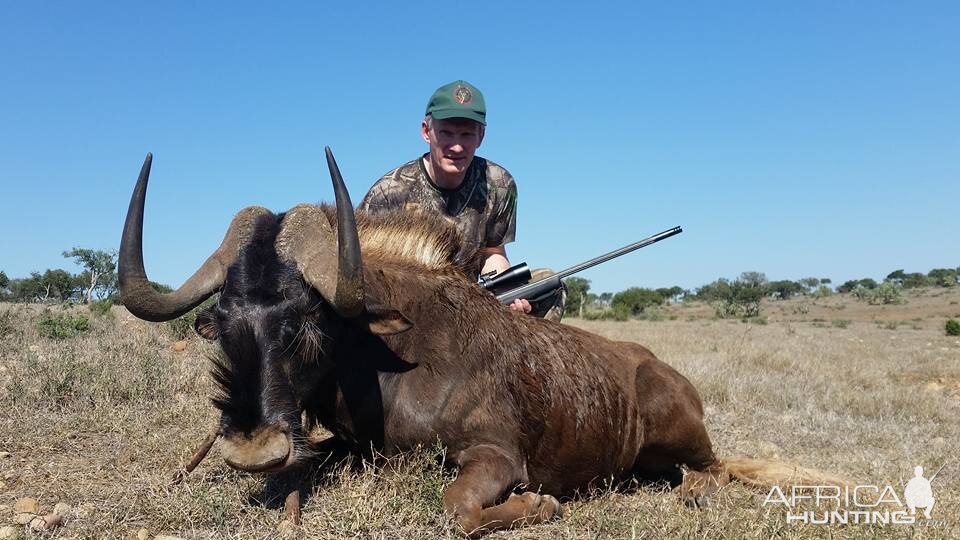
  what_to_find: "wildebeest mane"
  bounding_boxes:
[319,205,483,274]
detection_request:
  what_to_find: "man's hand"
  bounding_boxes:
[509,298,532,313]
[480,246,531,313]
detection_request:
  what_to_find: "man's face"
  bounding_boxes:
[421,116,484,186]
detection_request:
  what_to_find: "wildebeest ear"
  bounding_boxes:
[361,304,413,335]
[193,308,219,340]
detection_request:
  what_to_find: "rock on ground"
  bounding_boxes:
[0,525,23,540]
[12,498,39,514]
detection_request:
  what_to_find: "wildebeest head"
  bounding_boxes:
[118,149,412,473]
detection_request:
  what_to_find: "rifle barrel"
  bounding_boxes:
[494,226,682,303]
[556,226,682,280]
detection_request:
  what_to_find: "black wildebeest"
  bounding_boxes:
[119,149,840,537]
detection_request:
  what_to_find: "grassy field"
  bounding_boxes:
[1,288,958,539]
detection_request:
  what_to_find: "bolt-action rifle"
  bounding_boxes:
[480,226,683,305]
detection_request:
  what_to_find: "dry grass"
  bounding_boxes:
[1,291,959,539]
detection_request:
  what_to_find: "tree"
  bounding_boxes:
[927,268,957,287]
[901,272,931,289]
[563,277,591,318]
[9,269,78,302]
[655,286,685,303]
[798,277,820,293]
[886,269,906,286]
[728,280,765,317]
[597,292,613,306]
[612,287,664,316]
[739,272,768,288]
[768,280,804,300]
[837,280,858,294]
[697,275,765,317]
[838,278,878,294]
[819,278,832,285]
[63,247,117,304]
[695,278,732,303]
[837,278,878,294]
[0,271,8,299]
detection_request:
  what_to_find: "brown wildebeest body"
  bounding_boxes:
[344,256,717,492]
[284,208,724,534]
[120,151,840,538]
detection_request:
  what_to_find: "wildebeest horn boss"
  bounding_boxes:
[119,149,847,537]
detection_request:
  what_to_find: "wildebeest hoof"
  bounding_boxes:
[539,494,563,520]
[508,492,562,522]
[509,491,541,505]
[684,494,711,509]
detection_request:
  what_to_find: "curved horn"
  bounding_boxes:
[274,148,364,318]
[325,146,364,317]
[119,153,270,322]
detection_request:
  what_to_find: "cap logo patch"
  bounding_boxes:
[453,84,473,105]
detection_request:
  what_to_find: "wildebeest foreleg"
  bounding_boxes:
[284,489,301,525]
[443,445,561,538]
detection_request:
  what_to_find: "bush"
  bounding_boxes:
[36,311,90,339]
[713,299,742,319]
[611,288,664,316]
[635,310,665,322]
[947,319,960,336]
[697,277,765,318]
[583,306,629,321]
[166,296,218,340]
[89,298,114,318]
[838,278,878,294]
[853,282,903,305]
[167,310,198,341]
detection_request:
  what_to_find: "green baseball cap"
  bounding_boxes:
[425,80,486,125]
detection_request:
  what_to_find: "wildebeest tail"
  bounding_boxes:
[720,457,852,490]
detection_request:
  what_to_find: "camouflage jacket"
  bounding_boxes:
[360,155,518,276]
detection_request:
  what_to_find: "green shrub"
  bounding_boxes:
[705,280,764,319]
[947,319,960,336]
[853,282,903,305]
[167,311,197,340]
[611,287,664,316]
[89,298,114,318]
[636,310,665,322]
[166,296,218,340]
[583,305,629,321]
[831,319,850,329]
[713,300,740,319]
[36,312,90,339]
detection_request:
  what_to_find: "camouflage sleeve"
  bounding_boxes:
[486,177,517,247]
[360,176,403,214]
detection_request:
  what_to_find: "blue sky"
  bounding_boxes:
[2,2,957,294]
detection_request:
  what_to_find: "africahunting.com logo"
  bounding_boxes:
[763,465,943,526]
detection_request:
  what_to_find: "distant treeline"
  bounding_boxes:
[2,247,957,324]
[0,248,168,305]
[562,267,960,321]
